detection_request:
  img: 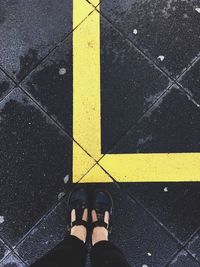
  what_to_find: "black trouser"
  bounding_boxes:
[31,235,131,267]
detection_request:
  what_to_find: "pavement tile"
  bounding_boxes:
[16,196,70,265]
[0,239,10,263]
[21,36,72,133]
[0,0,73,82]
[168,250,200,267]
[100,15,171,153]
[0,88,72,246]
[101,0,200,78]
[187,230,200,262]
[122,182,200,244]
[87,184,179,267]
[179,58,200,104]
[0,254,26,267]
[0,70,14,101]
[111,85,200,153]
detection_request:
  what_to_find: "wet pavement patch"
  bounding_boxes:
[0,0,72,82]
[21,36,72,135]
[16,49,40,82]
[0,254,27,267]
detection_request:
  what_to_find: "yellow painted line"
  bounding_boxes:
[73,1,101,182]
[73,1,200,183]
[99,153,200,182]
[73,3,101,160]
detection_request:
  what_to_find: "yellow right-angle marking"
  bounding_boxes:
[73,1,200,183]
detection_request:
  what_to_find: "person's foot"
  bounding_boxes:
[91,190,113,246]
[70,208,88,243]
[68,187,89,243]
[92,209,109,245]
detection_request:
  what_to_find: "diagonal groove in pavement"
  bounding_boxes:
[164,248,200,267]
[86,0,104,8]
[0,252,28,267]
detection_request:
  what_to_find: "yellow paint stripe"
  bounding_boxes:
[73,0,94,29]
[73,7,101,160]
[99,153,200,182]
[73,1,100,182]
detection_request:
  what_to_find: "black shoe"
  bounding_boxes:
[91,189,113,234]
[67,187,89,233]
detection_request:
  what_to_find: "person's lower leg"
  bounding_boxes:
[70,208,88,243]
[91,210,109,245]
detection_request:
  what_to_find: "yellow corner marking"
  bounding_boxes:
[79,164,112,183]
[73,0,94,29]
[73,1,200,183]
[73,142,96,183]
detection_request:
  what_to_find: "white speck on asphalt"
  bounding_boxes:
[164,187,168,192]
[64,175,69,184]
[133,29,138,35]
[59,67,66,75]
[158,55,165,61]
[147,252,152,256]
[0,216,4,224]
[195,7,200,13]
[142,265,148,267]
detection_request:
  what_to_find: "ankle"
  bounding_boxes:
[70,225,87,243]
[92,227,108,246]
